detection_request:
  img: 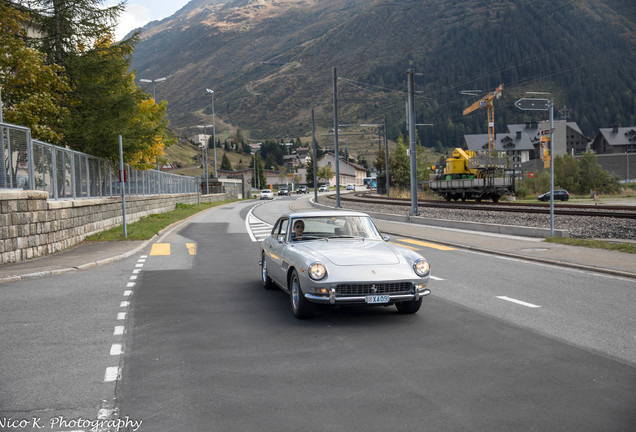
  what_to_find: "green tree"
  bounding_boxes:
[220,153,232,171]
[305,155,315,185]
[0,4,70,143]
[16,0,125,65]
[578,151,619,194]
[61,35,172,163]
[317,164,334,185]
[250,154,266,189]
[554,154,580,193]
[391,135,411,188]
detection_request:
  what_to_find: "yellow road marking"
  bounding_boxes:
[390,242,418,250]
[186,243,197,255]
[150,243,171,255]
[395,238,456,251]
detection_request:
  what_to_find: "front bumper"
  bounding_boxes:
[304,285,431,305]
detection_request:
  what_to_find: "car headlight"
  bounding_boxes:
[308,262,327,280]
[413,258,430,277]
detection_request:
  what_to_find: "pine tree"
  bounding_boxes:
[221,153,232,171]
[16,0,125,66]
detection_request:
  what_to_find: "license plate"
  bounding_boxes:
[366,295,390,304]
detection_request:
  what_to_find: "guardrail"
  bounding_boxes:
[1,121,198,199]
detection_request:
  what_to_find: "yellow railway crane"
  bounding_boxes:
[462,84,504,151]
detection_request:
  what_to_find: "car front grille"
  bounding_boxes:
[335,282,413,296]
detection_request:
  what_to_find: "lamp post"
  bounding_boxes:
[198,124,212,194]
[205,89,217,178]
[139,77,166,101]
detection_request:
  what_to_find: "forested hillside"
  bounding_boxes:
[130,0,636,149]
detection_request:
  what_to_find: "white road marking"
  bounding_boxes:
[114,326,124,336]
[120,301,129,308]
[110,344,123,355]
[130,275,137,280]
[123,290,132,297]
[496,296,541,308]
[104,367,119,382]
[117,312,126,320]
[246,205,273,242]
[126,282,135,287]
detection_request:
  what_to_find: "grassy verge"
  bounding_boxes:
[85,200,239,242]
[544,237,636,254]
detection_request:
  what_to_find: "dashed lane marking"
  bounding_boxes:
[496,296,541,308]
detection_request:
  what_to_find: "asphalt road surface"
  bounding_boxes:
[1,197,634,432]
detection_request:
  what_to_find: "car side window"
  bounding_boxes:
[270,220,280,238]
[271,218,289,239]
[279,218,289,240]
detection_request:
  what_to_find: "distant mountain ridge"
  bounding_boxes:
[130,0,636,148]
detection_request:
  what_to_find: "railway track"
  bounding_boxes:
[337,193,636,219]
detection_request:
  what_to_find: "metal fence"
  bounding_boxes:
[1,121,198,199]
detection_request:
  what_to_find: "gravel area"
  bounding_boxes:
[330,197,636,241]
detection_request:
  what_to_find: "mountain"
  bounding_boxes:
[130,0,636,149]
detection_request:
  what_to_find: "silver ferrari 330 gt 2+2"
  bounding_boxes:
[259,210,431,319]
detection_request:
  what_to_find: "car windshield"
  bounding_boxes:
[289,215,382,241]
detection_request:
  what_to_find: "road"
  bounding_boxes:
[1,195,635,432]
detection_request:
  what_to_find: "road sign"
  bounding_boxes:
[514,98,549,111]
[161,162,173,169]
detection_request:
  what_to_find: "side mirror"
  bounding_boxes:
[277,235,285,244]
[383,235,390,242]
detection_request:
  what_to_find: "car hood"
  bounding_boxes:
[295,241,400,266]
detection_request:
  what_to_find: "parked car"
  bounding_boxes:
[296,185,308,194]
[318,185,329,192]
[259,210,431,319]
[538,190,570,201]
[260,189,274,200]
[278,188,289,196]
[346,184,356,191]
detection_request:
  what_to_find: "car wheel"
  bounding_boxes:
[289,270,315,319]
[395,299,422,314]
[261,254,275,290]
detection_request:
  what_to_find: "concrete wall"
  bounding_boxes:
[0,190,233,265]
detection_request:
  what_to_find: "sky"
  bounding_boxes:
[108,0,191,41]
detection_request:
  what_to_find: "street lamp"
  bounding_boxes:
[198,124,212,194]
[139,77,166,101]
[205,88,217,178]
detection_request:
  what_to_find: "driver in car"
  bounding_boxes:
[292,220,305,241]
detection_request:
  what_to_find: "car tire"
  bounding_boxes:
[261,254,275,290]
[395,299,422,314]
[289,270,315,319]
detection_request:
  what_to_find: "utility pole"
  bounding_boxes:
[333,67,341,208]
[384,114,389,198]
[548,99,555,236]
[312,108,318,202]
[407,69,418,215]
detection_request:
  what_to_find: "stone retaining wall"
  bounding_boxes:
[0,190,231,265]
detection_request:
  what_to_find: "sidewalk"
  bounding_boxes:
[2,198,634,284]
[0,240,149,284]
